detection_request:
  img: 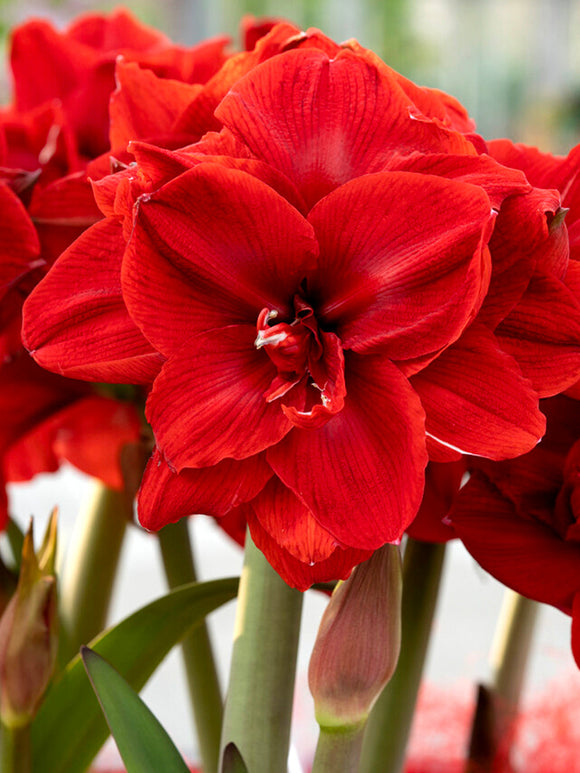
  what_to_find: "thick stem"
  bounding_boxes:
[58,482,129,666]
[311,724,366,773]
[466,590,539,772]
[219,531,304,773]
[0,721,31,773]
[158,519,223,773]
[359,539,446,773]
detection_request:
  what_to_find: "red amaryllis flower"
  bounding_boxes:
[449,395,580,669]
[8,8,229,161]
[23,41,559,587]
[0,354,142,530]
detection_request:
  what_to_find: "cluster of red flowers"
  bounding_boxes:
[1,9,579,665]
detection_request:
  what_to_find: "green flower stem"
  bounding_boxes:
[311,724,366,773]
[157,519,223,773]
[219,530,304,773]
[466,590,539,771]
[1,721,31,773]
[58,482,129,667]
[359,539,447,773]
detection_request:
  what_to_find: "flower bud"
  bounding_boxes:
[308,543,402,730]
[0,511,58,727]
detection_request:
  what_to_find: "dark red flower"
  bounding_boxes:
[450,395,580,668]
[23,38,561,588]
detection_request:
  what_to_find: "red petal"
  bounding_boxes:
[146,326,294,470]
[495,275,580,398]
[389,151,530,209]
[109,61,202,150]
[123,163,318,355]
[406,460,465,543]
[216,48,476,210]
[308,171,493,359]
[0,183,41,299]
[411,325,545,459]
[451,472,580,612]
[246,504,372,591]
[22,218,163,383]
[267,353,427,550]
[137,448,273,530]
[250,477,339,563]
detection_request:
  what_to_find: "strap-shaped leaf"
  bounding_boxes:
[82,647,190,773]
[31,576,239,773]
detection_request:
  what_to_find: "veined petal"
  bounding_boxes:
[146,325,294,470]
[123,163,318,356]
[216,48,476,209]
[308,172,493,358]
[495,275,580,398]
[22,218,163,384]
[250,477,340,564]
[246,504,372,591]
[0,184,41,299]
[411,325,545,460]
[267,353,427,550]
[137,448,273,530]
[451,472,580,612]
[109,60,202,150]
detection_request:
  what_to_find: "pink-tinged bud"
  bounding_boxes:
[308,544,402,730]
[0,512,58,727]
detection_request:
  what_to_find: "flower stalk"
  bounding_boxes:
[466,590,539,772]
[157,519,223,773]
[58,481,130,667]
[0,722,31,773]
[359,538,447,773]
[219,529,303,773]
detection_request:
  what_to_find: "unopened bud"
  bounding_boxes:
[0,511,58,727]
[308,544,402,730]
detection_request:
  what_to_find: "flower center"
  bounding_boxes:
[255,297,323,402]
[254,296,346,429]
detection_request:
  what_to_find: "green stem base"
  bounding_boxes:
[220,531,304,773]
[158,519,223,773]
[1,721,31,773]
[311,724,366,773]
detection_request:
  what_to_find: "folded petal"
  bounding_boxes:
[250,477,340,564]
[0,183,41,300]
[22,218,163,383]
[137,448,273,530]
[246,504,372,591]
[146,325,294,470]
[217,48,477,210]
[308,171,493,359]
[109,60,202,150]
[123,163,318,355]
[411,325,545,459]
[450,472,580,612]
[495,275,580,397]
[267,353,427,550]
[573,593,580,669]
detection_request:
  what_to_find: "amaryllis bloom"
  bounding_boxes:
[450,395,580,669]
[8,8,229,161]
[24,35,565,587]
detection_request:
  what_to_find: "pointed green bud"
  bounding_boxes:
[0,511,59,727]
[308,544,402,731]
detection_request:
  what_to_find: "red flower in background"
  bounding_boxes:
[23,34,571,588]
[450,396,580,668]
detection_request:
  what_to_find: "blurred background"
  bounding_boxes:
[2,0,580,153]
[2,0,580,769]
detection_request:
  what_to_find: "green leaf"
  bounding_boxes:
[82,647,190,773]
[31,576,239,773]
